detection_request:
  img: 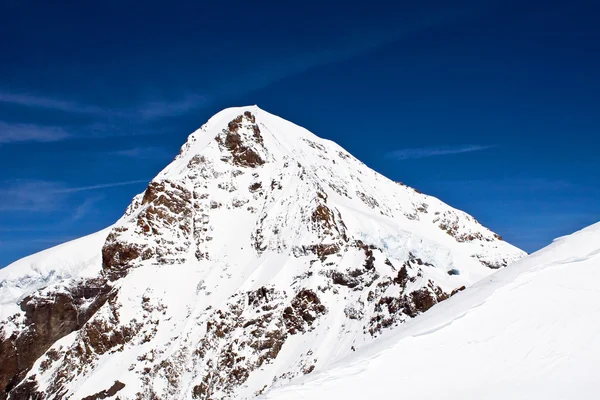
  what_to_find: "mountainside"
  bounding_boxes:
[0,106,524,400]
[265,222,600,400]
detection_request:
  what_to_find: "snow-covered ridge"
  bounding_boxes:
[265,222,600,400]
[0,228,111,320]
[0,106,525,400]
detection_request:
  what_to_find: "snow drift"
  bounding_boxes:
[265,222,600,400]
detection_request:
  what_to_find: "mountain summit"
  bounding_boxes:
[0,106,524,399]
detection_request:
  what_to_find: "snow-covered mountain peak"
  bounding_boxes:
[0,107,525,400]
[102,107,522,284]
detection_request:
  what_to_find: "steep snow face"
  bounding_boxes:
[0,106,524,400]
[265,222,600,400]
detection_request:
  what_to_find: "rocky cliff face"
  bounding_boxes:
[0,106,525,400]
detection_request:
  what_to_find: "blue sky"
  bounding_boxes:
[1,0,599,266]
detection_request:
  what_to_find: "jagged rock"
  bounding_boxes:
[283,289,327,334]
[81,381,125,400]
[0,279,112,399]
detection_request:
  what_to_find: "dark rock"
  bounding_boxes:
[220,116,265,168]
[81,381,125,400]
[411,288,438,314]
[101,236,142,280]
[5,376,43,400]
[283,289,326,334]
[249,182,262,192]
[451,286,466,296]
[0,280,112,400]
[393,266,409,287]
[330,271,359,288]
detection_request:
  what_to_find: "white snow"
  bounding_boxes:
[264,222,600,400]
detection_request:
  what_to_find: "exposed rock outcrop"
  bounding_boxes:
[0,279,112,399]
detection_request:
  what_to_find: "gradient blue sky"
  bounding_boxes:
[1,0,599,266]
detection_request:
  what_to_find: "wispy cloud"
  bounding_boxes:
[0,121,70,143]
[0,90,209,121]
[111,146,173,160]
[0,225,57,233]
[0,181,69,212]
[387,145,497,160]
[0,179,149,212]
[135,94,210,120]
[50,179,150,194]
[0,235,81,252]
[0,120,173,145]
[0,91,111,116]
[71,197,102,221]
[432,178,576,193]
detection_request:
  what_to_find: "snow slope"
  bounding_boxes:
[1,106,525,400]
[0,228,111,321]
[265,222,600,400]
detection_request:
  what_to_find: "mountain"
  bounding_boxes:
[0,106,524,400]
[264,222,600,400]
